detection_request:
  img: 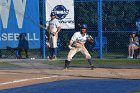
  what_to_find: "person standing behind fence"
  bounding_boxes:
[128,32,139,59]
[47,12,61,60]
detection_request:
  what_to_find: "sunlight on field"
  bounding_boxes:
[133,92,140,93]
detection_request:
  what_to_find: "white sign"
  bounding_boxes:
[46,0,75,29]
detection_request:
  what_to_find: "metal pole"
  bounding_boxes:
[42,0,46,59]
[98,0,103,59]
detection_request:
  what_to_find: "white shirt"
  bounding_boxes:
[49,18,60,33]
[71,32,88,45]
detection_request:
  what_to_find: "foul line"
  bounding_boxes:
[0,75,60,86]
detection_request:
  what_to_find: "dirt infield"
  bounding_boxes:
[0,60,140,90]
[1,68,140,90]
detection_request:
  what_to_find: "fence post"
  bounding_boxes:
[98,0,103,59]
[42,0,46,59]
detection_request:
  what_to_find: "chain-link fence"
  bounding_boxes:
[0,0,140,59]
[58,0,140,59]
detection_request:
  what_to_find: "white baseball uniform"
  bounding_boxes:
[67,32,91,61]
[48,18,60,48]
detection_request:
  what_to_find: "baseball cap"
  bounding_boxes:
[50,12,55,17]
[81,24,87,29]
[132,32,136,34]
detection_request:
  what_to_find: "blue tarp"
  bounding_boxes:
[1,79,140,93]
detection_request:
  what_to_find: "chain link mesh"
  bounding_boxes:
[58,0,140,59]
[0,0,140,59]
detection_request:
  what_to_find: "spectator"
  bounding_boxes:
[128,32,139,59]
[16,33,29,59]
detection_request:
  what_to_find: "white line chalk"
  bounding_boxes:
[0,75,59,86]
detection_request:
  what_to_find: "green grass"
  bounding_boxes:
[0,62,20,67]
[42,59,140,65]
[133,92,140,93]
[58,51,127,59]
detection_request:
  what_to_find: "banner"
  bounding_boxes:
[0,0,40,49]
[46,0,75,29]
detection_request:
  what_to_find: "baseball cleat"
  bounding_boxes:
[64,63,68,69]
[91,65,94,70]
[64,60,70,69]
[64,67,68,70]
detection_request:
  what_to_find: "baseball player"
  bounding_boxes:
[64,24,94,70]
[47,12,61,59]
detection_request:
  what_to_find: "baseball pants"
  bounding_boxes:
[67,45,91,61]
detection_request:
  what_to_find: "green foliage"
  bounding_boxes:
[75,1,140,31]
[75,2,97,30]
